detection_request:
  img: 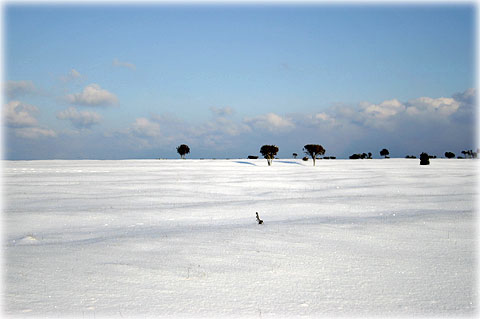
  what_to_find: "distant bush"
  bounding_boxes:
[405,155,416,159]
[292,153,298,159]
[302,156,308,161]
[461,150,477,158]
[248,155,258,159]
[176,144,190,159]
[420,152,430,165]
[445,152,455,159]
[428,155,437,159]
[380,148,390,158]
[349,154,361,159]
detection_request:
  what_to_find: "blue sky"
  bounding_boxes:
[4,3,477,159]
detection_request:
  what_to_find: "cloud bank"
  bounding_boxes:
[5,88,476,159]
[117,88,475,158]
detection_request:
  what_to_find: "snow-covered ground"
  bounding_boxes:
[3,159,477,317]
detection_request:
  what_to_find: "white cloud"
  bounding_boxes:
[450,88,476,123]
[71,69,81,78]
[6,80,37,99]
[121,107,253,151]
[14,127,57,139]
[406,97,460,116]
[326,93,467,132]
[244,113,295,132]
[113,58,136,70]
[57,107,102,129]
[66,84,118,106]
[60,69,83,82]
[4,100,39,127]
[210,106,234,117]
[453,88,475,104]
[84,88,476,158]
[314,113,332,122]
[360,99,405,119]
[199,115,251,137]
[311,112,337,125]
[4,101,58,139]
[131,117,162,137]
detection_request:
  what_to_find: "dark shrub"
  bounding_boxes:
[302,156,308,161]
[445,152,455,159]
[176,144,190,159]
[349,154,361,159]
[380,148,389,158]
[420,152,430,165]
[248,155,258,159]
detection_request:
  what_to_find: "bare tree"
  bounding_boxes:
[303,144,325,166]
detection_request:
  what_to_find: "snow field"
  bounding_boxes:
[3,159,477,317]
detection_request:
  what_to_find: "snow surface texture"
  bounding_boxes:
[4,159,477,318]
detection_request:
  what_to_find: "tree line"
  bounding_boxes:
[176,143,477,166]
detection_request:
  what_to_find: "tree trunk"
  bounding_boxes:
[312,156,316,166]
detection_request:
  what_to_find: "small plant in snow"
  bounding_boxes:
[256,212,263,224]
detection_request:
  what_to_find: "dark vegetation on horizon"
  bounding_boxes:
[175,144,478,163]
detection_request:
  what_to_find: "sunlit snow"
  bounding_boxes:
[4,159,477,317]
